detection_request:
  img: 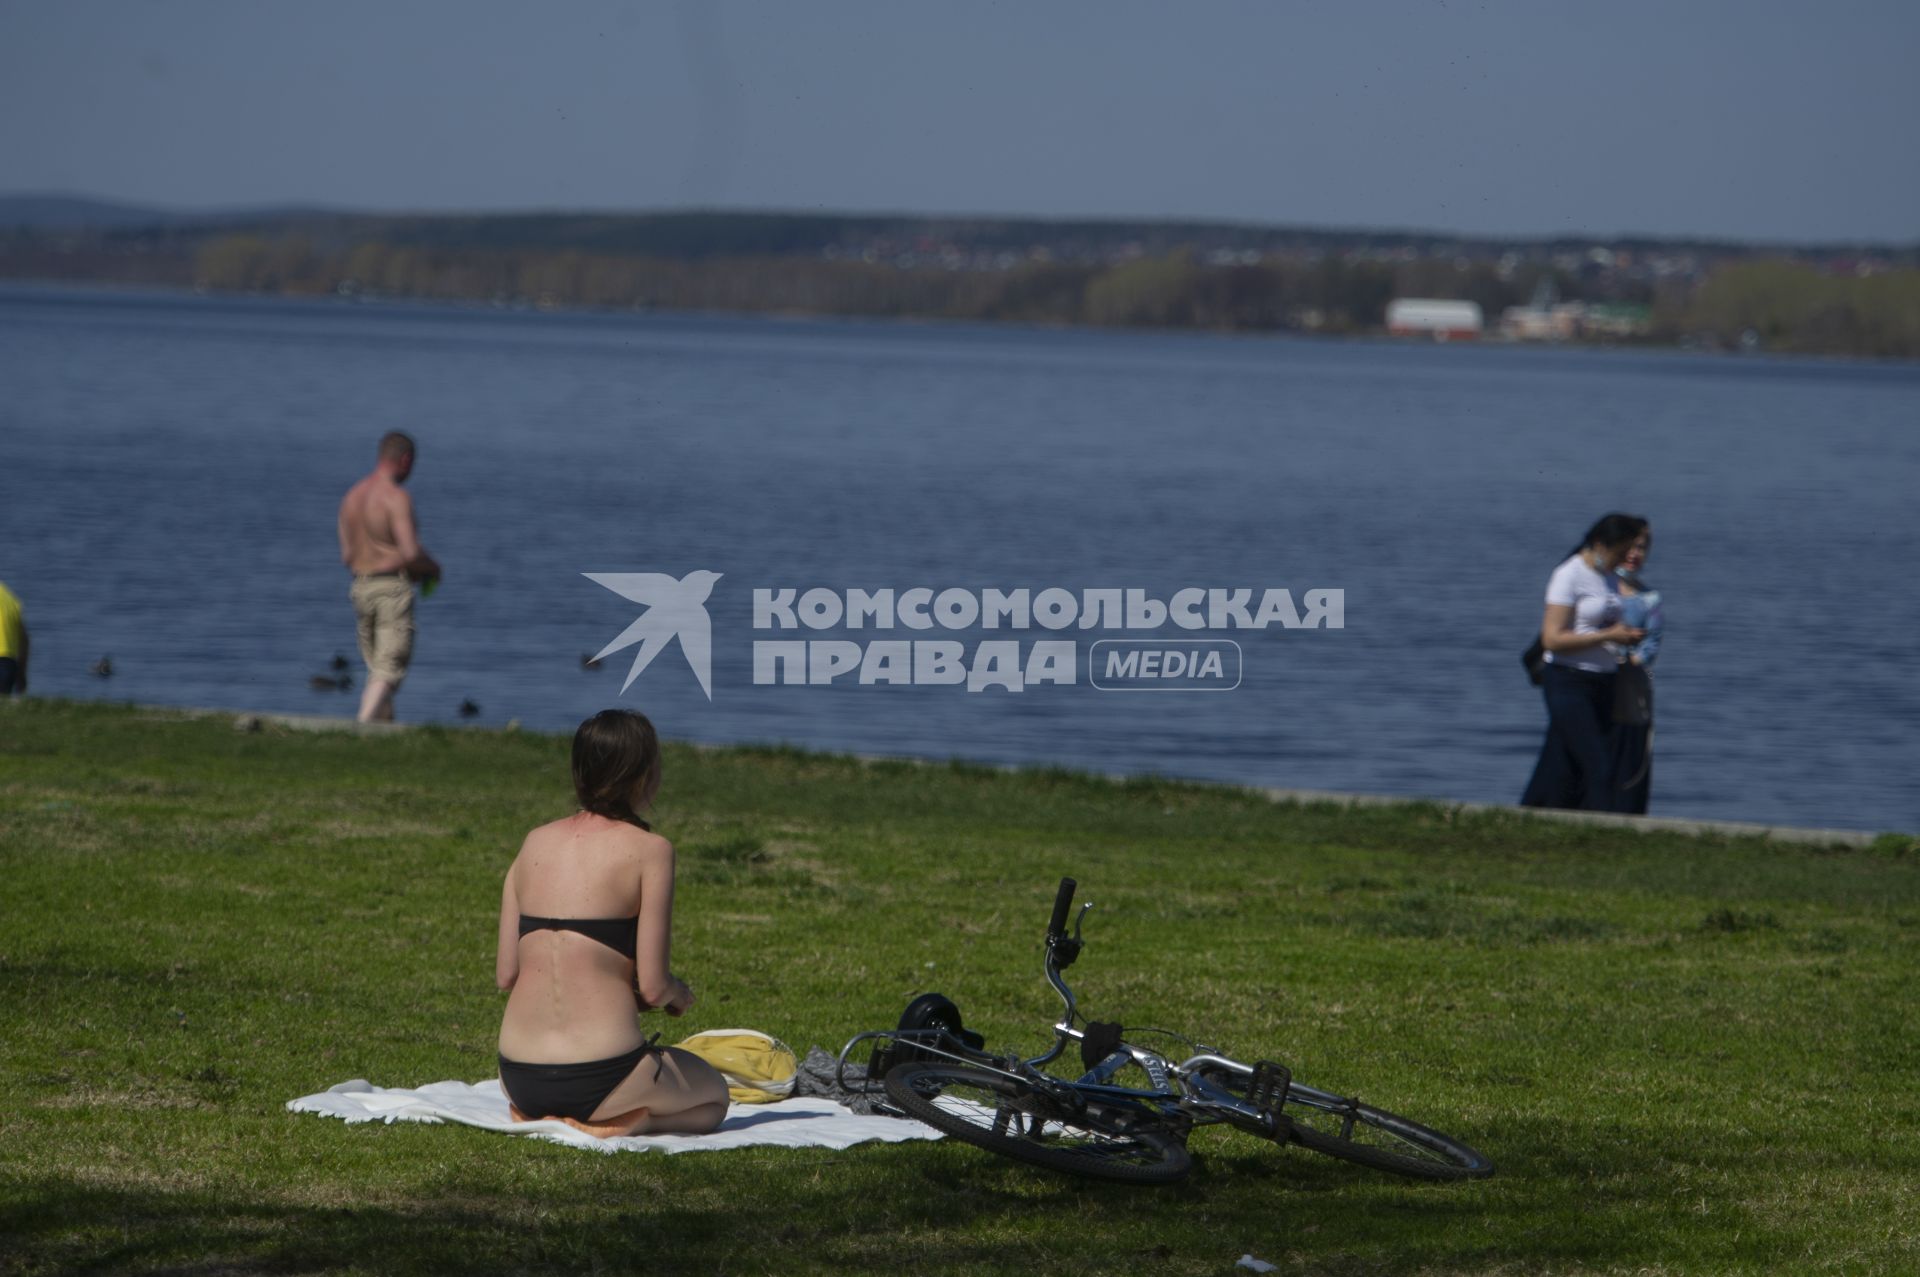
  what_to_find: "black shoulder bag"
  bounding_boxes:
[1521,638,1547,686]
[1612,661,1653,726]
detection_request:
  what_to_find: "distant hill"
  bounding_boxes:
[0,193,339,231]
[5,192,1911,259]
[0,195,180,229]
[0,197,1482,258]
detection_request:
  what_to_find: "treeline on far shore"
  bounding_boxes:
[8,230,1919,358]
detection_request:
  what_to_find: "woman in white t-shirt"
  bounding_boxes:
[1519,513,1648,811]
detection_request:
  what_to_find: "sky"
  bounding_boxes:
[2,0,1916,244]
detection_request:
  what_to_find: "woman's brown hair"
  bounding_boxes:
[571,709,661,829]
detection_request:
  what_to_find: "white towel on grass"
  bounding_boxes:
[287,1078,942,1155]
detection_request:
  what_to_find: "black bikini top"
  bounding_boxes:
[518,914,638,961]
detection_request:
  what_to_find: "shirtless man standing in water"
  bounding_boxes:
[337,432,440,722]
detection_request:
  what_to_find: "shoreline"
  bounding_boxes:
[8,276,1920,368]
[117,700,1891,848]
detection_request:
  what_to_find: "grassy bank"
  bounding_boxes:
[2,699,1916,1274]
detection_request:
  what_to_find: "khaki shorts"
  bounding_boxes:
[350,574,415,686]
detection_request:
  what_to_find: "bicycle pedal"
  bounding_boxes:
[1247,1060,1292,1112]
[867,1041,898,1082]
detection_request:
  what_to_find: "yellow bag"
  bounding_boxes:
[674,1029,798,1104]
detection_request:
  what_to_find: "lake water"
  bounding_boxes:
[4,284,1917,833]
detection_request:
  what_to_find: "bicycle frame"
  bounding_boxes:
[847,877,1493,1183]
[1034,898,1278,1133]
[839,885,1282,1137]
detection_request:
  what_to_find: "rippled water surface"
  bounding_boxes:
[5,285,1917,831]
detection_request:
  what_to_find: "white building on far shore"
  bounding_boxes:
[1386,298,1484,341]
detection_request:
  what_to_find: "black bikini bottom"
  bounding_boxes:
[497,1041,658,1122]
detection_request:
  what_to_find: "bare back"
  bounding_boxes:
[337,473,415,576]
[497,814,671,1063]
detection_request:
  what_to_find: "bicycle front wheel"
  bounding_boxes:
[1197,1066,1492,1181]
[884,1061,1191,1185]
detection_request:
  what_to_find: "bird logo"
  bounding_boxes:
[584,570,724,699]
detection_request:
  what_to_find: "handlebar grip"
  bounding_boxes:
[1048,877,1077,936]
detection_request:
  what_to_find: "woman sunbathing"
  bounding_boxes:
[495,709,728,1136]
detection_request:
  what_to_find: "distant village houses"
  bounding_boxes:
[1498,296,1653,342]
[1389,281,1652,344]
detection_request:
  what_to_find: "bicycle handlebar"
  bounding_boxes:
[1048,878,1076,937]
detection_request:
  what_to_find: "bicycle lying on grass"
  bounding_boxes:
[838,878,1493,1186]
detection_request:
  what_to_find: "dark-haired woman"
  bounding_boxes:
[1611,526,1664,815]
[495,709,728,1136]
[1519,514,1647,811]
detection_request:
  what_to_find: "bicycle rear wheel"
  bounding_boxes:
[884,1061,1191,1185]
[1197,1066,1492,1181]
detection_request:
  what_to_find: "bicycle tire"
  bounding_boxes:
[1197,1067,1492,1181]
[884,1061,1191,1186]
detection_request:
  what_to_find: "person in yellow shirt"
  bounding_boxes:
[0,582,27,696]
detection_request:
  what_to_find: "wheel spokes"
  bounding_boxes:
[884,1062,1194,1184]
[1291,1100,1450,1166]
[920,1079,1166,1166]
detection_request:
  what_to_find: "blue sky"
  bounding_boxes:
[2,0,1915,242]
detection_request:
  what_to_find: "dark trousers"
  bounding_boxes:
[0,657,17,695]
[1520,663,1622,812]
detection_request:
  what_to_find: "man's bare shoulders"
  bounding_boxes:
[367,477,409,517]
[341,476,390,523]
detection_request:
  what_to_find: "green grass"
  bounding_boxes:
[2,699,1917,1275]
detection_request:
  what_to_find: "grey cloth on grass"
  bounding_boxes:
[793,1046,895,1117]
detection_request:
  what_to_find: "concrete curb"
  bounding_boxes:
[133,706,414,735]
[830,749,1889,848]
[119,702,1892,848]
[1245,785,1880,848]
